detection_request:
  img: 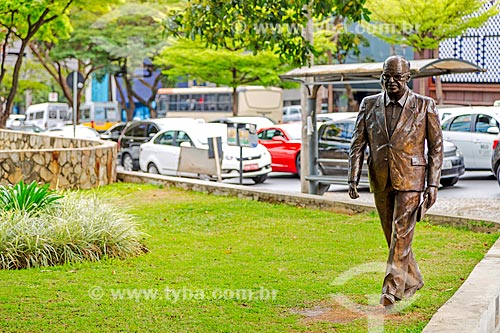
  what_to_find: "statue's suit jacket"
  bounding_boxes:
[348,91,443,193]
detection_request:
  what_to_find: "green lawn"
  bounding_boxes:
[0,183,497,332]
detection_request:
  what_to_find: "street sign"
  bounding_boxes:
[48,92,58,102]
[66,71,84,90]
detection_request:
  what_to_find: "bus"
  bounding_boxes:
[155,86,283,123]
[79,101,121,132]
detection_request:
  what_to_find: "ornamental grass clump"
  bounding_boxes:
[0,183,147,269]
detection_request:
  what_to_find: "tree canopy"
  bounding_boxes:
[172,0,370,66]
[364,0,499,53]
[0,0,78,125]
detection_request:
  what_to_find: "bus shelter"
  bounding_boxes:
[279,58,485,195]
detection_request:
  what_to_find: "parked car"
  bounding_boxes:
[282,105,302,123]
[316,118,465,187]
[6,114,26,128]
[118,118,205,171]
[6,123,45,133]
[139,123,272,183]
[440,107,500,171]
[209,116,275,130]
[257,123,302,174]
[492,133,500,187]
[45,125,100,140]
[100,122,126,142]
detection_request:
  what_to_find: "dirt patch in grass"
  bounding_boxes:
[292,299,427,327]
[110,186,198,206]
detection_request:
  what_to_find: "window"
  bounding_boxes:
[321,124,342,140]
[35,112,44,120]
[175,131,192,146]
[155,131,174,145]
[147,124,159,136]
[130,123,148,137]
[475,114,499,133]
[93,107,105,121]
[448,115,471,132]
[258,129,282,140]
[81,108,91,120]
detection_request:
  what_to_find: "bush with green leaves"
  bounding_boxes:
[0,186,147,269]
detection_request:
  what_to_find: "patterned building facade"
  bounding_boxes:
[434,2,500,105]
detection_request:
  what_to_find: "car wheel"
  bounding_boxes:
[122,153,134,171]
[440,177,459,187]
[148,163,159,174]
[497,165,500,187]
[295,152,301,177]
[252,174,268,184]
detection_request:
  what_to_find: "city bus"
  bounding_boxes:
[155,86,283,123]
[79,101,121,132]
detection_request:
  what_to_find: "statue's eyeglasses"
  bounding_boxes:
[381,73,410,81]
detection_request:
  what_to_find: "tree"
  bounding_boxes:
[171,0,370,67]
[0,61,62,111]
[363,0,499,102]
[89,2,172,120]
[155,38,292,115]
[28,2,119,122]
[314,17,370,112]
[364,0,498,54]
[0,0,77,127]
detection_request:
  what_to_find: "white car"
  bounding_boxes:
[282,105,302,123]
[139,123,272,184]
[45,125,100,140]
[441,107,500,170]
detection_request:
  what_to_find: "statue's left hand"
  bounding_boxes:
[424,186,438,208]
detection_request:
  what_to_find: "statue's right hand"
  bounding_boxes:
[348,182,359,199]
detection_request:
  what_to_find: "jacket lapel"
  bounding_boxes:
[373,94,390,141]
[391,92,417,138]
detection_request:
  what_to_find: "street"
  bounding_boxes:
[227,171,500,199]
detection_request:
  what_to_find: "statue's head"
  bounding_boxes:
[381,55,411,99]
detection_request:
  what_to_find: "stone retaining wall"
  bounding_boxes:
[0,130,117,189]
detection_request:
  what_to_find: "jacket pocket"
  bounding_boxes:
[411,156,427,166]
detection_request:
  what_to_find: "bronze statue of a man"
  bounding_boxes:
[348,55,443,307]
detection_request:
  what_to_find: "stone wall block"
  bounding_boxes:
[0,130,116,189]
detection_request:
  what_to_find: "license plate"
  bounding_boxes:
[442,160,453,170]
[243,163,259,171]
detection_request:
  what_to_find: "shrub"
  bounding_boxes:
[0,192,147,269]
[0,181,63,216]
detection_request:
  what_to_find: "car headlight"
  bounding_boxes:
[455,146,462,157]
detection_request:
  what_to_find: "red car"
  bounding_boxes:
[257,123,302,174]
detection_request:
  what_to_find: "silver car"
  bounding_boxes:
[317,118,465,187]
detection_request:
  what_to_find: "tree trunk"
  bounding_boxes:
[232,87,238,116]
[345,84,359,112]
[2,39,29,127]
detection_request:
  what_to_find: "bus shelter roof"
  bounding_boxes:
[279,58,485,85]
